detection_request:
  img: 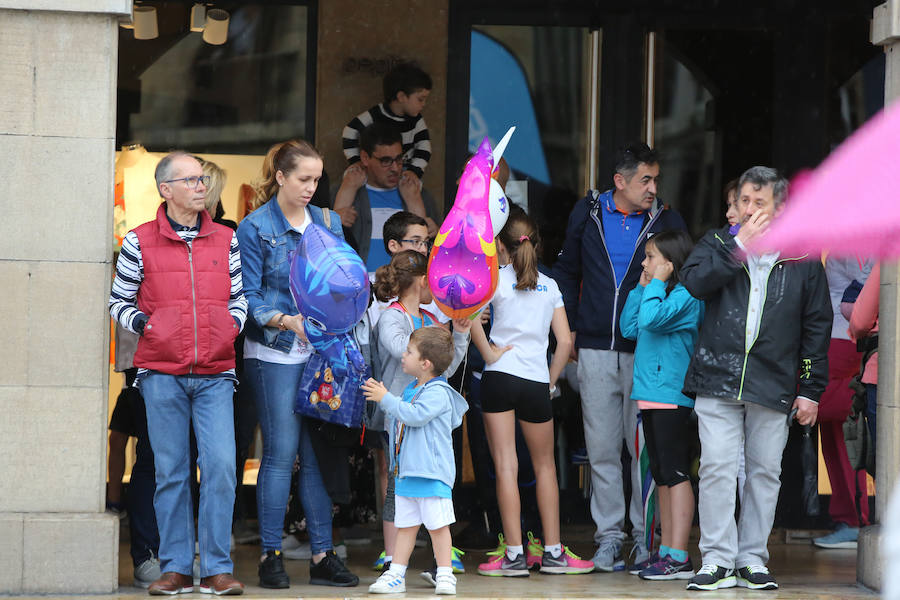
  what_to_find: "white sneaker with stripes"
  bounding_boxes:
[369,570,406,593]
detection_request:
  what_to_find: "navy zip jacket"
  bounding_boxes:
[552,189,687,352]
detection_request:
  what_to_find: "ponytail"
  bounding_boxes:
[373,250,427,302]
[497,210,540,290]
[252,139,323,209]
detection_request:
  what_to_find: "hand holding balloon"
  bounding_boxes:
[361,378,388,403]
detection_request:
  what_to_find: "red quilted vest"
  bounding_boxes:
[132,204,238,374]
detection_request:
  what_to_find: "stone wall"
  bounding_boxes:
[0,1,128,593]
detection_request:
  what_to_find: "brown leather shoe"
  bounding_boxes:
[148,571,193,595]
[199,573,244,595]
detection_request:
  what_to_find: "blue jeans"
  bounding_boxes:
[142,374,236,577]
[245,359,334,554]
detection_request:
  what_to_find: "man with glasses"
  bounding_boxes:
[109,152,248,596]
[334,122,439,274]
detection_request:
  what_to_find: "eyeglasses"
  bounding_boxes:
[371,154,404,168]
[164,175,210,190]
[400,239,430,250]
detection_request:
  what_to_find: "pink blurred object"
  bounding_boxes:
[754,99,900,258]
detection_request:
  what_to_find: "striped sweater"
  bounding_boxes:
[109,222,248,379]
[342,103,431,178]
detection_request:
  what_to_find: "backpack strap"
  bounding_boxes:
[321,207,332,229]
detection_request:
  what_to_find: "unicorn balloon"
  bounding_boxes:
[288,224,369,378]
[428,127,516,319]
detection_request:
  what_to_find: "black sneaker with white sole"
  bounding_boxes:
[736,565,778,590]
[419,568,437,586]
[686,564,736,591]
[309,551,359,587]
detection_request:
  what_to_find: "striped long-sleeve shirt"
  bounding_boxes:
[109,224,248,379]
[342,103,431,178]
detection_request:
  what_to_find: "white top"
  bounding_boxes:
[825,255,873,340]
[244,207,314,364]
[484,265,564,383]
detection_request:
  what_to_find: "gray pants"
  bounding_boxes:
[577,349,644,546]
[694,395,790,569]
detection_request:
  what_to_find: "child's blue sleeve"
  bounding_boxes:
[637,280,702,334]
[619,284,645,341]
[379,387,447,427]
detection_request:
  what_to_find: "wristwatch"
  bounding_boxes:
[277,314,287,331]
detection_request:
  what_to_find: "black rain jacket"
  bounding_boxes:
[680,226,832,414]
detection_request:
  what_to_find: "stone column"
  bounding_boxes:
[0,0,129,593]
[858,1,900,590]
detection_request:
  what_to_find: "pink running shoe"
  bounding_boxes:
[477,552,529,577]
[525,531,543,570]
[539,546,595,575]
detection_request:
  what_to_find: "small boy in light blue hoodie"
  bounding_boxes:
[362,326,468,596]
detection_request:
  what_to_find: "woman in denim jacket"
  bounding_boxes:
[236,140,358,589]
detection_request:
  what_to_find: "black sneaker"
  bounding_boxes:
[259,550,289,589]
[736,565,778,590]
[686,564,736,591]
[309,550,360,587]
[419,567,437,586]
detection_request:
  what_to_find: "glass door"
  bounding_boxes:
[467,25,594,264]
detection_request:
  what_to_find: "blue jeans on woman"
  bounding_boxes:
[245,358,334,554]
[141,374,236,577]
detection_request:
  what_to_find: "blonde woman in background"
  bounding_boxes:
[200,159,238,229]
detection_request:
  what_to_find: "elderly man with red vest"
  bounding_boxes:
[110,152,248,596]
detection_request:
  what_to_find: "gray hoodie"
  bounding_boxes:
[366,305,469,431]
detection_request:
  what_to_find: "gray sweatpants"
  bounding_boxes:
[694,395,790,569]
[577,349,644,546]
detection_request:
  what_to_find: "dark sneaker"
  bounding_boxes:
[148,571,194,595]
[258,551,289,589]
[736,565,778,590]
[420,568,437,586]
[639,555,694,581]
[477,552,529,576]
[686,564,736,591]
[628,551,658,575]
[309,550,359,587]
[198,573,244,595]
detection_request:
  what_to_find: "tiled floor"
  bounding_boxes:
[94,525,877,599]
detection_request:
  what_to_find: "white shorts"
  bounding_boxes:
[393,495,456,530]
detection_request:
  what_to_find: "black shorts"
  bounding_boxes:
[480,371,552,423]
[108,387,138,437]
[641,406,693,487]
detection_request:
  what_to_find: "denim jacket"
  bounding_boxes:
[236,198,344,352]
[381,378,468,489]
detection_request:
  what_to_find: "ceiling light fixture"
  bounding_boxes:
[133,5,159,40]
[190,3,207,32]
[202,9,230,45]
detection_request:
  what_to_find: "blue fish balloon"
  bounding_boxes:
[289,224,369,377]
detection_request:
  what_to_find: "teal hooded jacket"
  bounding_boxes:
[620,279,703,408]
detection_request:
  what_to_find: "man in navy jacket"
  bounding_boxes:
[552,143,686,572]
